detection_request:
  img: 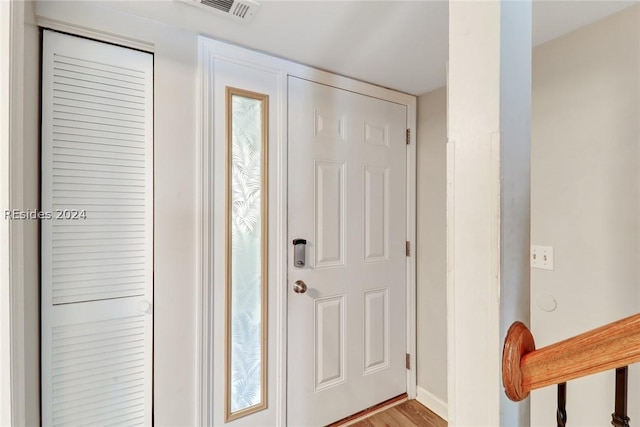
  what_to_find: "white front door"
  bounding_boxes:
[287,77,407,426]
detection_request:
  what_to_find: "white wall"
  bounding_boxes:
[35,2,199,424]
[531,4,640,426]
[416,87,448,418]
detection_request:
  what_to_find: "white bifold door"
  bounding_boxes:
[288,77,408,426]
[41,30,153,426]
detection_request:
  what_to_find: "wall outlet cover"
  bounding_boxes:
[531,245,554,270]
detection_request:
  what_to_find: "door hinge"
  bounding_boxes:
[406,129,410,145]
[406,241,410,257]
[406,353,411,370]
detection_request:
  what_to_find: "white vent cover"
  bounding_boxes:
[178,0,260,23]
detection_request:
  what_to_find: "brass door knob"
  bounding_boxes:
[293,280,307,294]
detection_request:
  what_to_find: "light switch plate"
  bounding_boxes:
[531,245,554,270]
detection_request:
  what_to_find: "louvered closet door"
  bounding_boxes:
[41,30,153,427]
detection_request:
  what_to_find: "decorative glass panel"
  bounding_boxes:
[226,87,268,421]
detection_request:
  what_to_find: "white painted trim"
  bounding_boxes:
[3,2,26,425]
[36,16,154,53]
[406,97,418,400]
[0,1,13,425]
[196,36,417,426]
[195,39,214,427]
[416,386,448,422]
[445,138,456,425]
[198,38,414,106]
[274,69,289,427]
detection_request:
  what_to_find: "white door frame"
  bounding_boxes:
[2,1,26,425]
[197,37,417,426]
[1,1,14,424]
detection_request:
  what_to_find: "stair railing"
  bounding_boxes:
[503,313,640,426]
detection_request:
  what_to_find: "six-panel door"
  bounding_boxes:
[287,77,408,426]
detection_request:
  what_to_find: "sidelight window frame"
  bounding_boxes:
[224,86,269,422]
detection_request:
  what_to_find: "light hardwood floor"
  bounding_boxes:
[350,400,447,427]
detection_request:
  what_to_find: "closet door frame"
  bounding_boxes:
[3,2,28,424]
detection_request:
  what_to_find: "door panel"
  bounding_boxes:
[288,77,407,426]
[315,161,345,268]
[315,295,346,390]
[363,288,389,374]
[41,30,153,426]
[364,166,389,262]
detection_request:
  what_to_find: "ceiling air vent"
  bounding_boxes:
[179,0,261,23]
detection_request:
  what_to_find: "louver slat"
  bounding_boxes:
[42,30,153,427]
[49,45,151,303]
[200,0,234,13]
[50,315,147,425]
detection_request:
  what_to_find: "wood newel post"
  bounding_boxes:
[502,321,536,401]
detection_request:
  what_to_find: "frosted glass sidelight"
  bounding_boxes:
[226,88,268,420]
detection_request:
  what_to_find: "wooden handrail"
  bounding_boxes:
[502,313,640,402]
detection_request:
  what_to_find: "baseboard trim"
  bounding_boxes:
[416,386,448,422]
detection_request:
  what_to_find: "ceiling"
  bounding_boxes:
[110,0,638,95]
